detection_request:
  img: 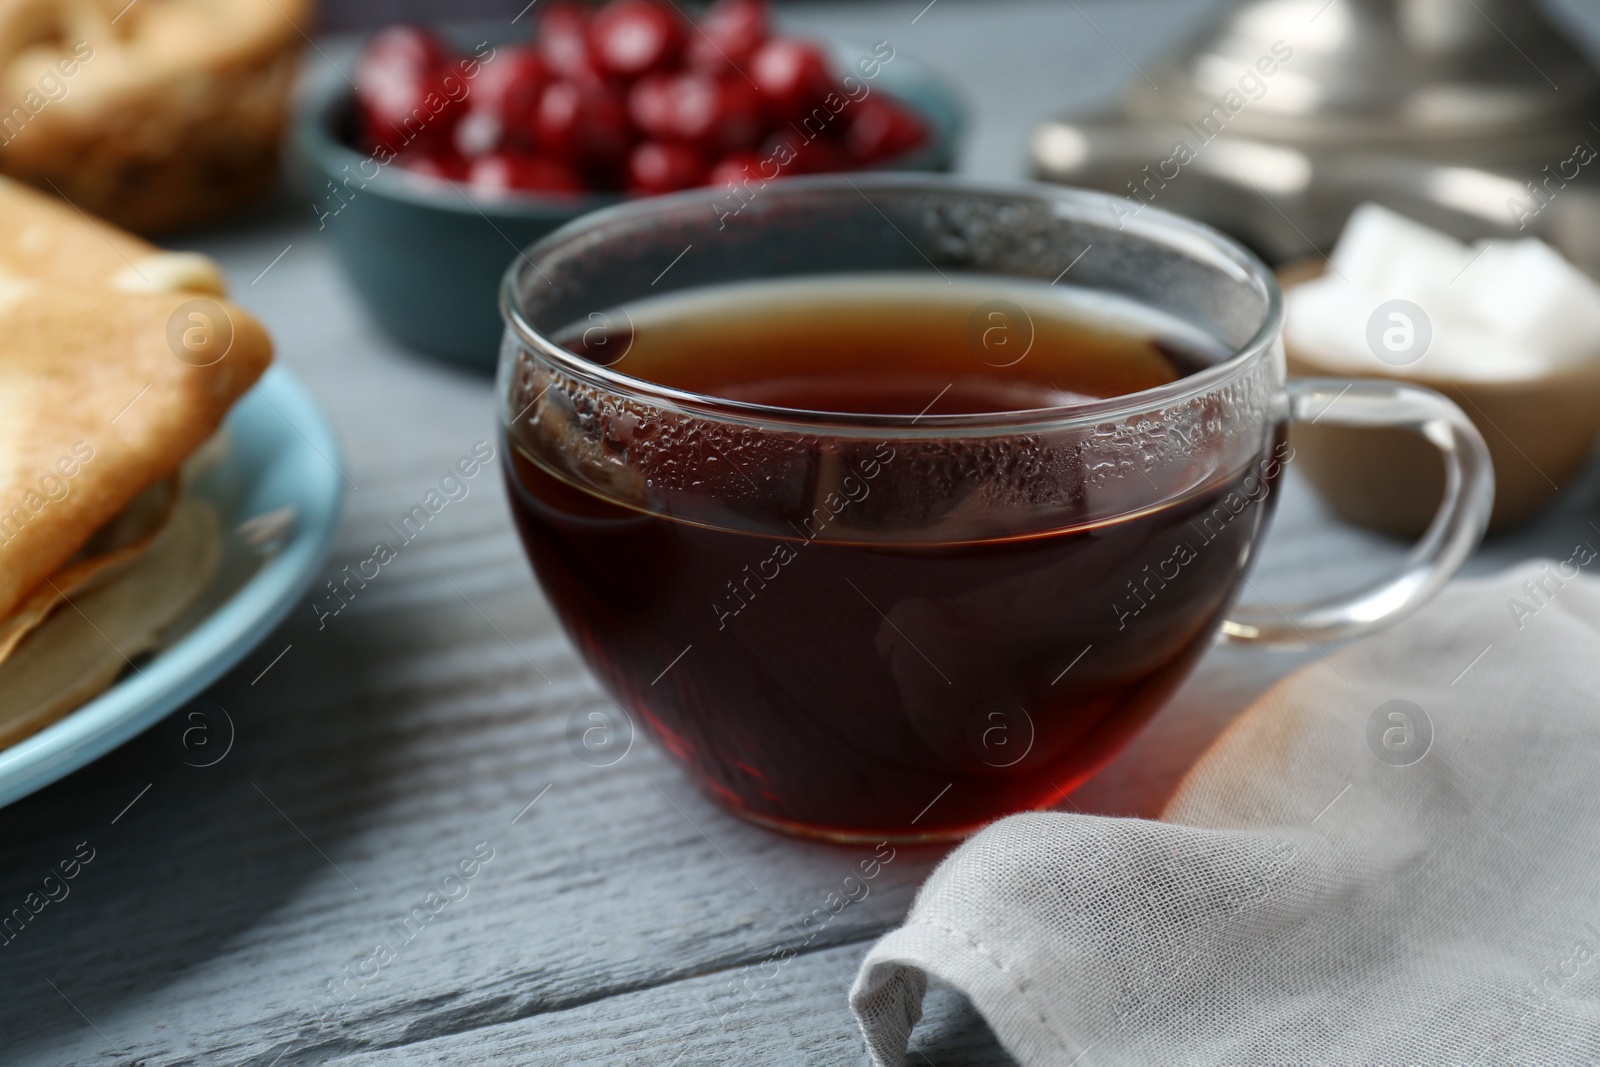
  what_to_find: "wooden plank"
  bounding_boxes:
[325,942,1018,1067]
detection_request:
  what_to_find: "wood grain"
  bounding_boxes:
[327,943,1015,1066]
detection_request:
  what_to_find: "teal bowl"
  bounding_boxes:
[295,39,965,368]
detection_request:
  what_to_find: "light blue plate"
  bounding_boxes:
[0,366,343,808]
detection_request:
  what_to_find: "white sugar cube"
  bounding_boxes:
[1283,275,1371,370]
[1330,203,1476,298]
[1465,238,1600,365]
[1291,203,1600,379]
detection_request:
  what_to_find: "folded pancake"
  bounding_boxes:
[0,280,271,629]
[0,169,271,703]
[0,176,225,294]
[0,477,176,661]
[0,499,222,748]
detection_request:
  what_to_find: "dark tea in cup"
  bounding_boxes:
[498,178,1491,842]
[506,273,1286,838]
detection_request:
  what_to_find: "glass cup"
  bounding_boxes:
[496,175,1493,843]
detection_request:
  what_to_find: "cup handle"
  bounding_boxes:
[1220,378,1494,647]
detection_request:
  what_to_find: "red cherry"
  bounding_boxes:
[536,79,633,166]
[761,128,849,175]
[455,47,551,156]
[355,26,464,155]
[749,37,836,120]
[846,97,929,164]
[627,141,708,194]
[403,151,471,182]
[474,46,549,133]
[688,0,769,71]
[590,0,685,78]
[700,76,766,153]
[538,2,599,81]
[707,151,762,190]
[626,72,676,140]
[469,152,586,194]
[359,24,449,79]
[452,105,502,157]
[628,72,765,153]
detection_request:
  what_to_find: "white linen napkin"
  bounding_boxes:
[851,561,1600,1065]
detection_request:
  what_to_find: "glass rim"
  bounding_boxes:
[498,173,1284,437]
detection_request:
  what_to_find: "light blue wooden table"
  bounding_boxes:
[5,1,1600,1063]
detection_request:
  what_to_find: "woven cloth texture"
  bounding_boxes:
[852,561,1600,1065]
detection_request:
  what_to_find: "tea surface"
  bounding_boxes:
[557,273,1225,416]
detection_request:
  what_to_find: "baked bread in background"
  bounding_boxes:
[0,0,311,235]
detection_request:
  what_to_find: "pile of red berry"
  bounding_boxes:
[352,0,930,197]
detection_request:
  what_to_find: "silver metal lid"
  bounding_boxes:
[1131,0,1597,142]
[1033,0,1600,267]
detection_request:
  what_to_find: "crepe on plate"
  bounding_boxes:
[0,176,271,746]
